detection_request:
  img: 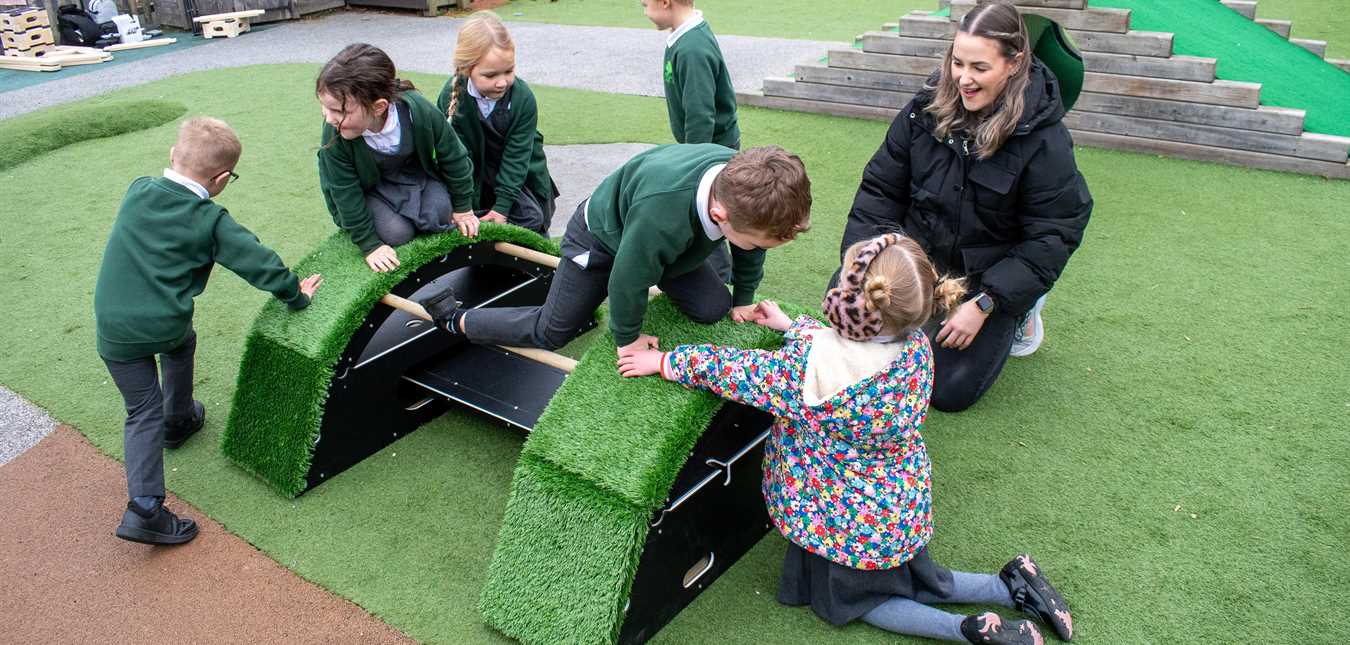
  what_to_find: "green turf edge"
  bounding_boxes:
[220,225,560,497]
[0,99,187,171]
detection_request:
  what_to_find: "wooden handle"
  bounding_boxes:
[493,242,560,269]
[379,294,576,373]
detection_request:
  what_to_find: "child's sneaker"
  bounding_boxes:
[1000,554,1073,641]
[115,499,199,545]
[419,285,462,333]
[1009,295,1046,357]
[164,400,205,449]
[960,612,1044,645]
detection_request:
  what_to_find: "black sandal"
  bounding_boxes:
[1001,554,1073,641]
[960,612,1044,645]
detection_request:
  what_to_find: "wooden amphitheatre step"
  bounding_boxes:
[745,1,1350,178]
[1256,18,1291,39]
[1220,0,1257,20]
[1220,0,1340,63]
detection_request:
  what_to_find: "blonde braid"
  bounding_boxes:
[447,74,464,120]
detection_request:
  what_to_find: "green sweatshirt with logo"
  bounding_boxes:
[585,144,764,346]
[95,176,308,361]
[664,21,740,148]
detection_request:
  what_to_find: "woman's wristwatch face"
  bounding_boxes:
[975,293,995,314]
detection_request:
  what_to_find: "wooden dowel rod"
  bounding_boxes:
[379,293,577,373]
[493,242,560,269]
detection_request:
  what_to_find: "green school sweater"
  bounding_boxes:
[95,176,308,361]
[663,22,740,148]
[436,76,554,215]
[586,144,765,346]
[317,90,474,254]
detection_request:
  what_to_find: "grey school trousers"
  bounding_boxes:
[101,330,197,500]
[462,201,731,350]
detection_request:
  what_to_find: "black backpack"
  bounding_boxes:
[57,6,116,47]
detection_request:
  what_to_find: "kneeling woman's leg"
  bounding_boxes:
[925,312,1019,412]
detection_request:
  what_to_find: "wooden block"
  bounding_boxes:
[2,27,54,50]
[1290,38,1327,58]
[762,77,912,111]
[202,19,251,38]
[1067,30,1173,57]
[104,37,176,51]
[1067,129,1350,180]
[737,89,898,122]
[1073,92,1305,135]
[2,41,51,57]
[192,9,264,22]
[1256,19,1291,39]
[0,8,49,31]
[1084,72,1261,108]
[1011,0,1086,8]
[952,1,1131,33]
[828,49,942,77]
[1063,111,1348,162]
[898,14,956,39]
[0,57,59,71]
[1221,1,1257,20]
[1082,51,1216,83]
[862,33,948,59]
[794,63,930,95]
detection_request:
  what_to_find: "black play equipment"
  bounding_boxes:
[286,240,774,643]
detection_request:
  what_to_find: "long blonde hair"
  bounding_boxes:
[446,11,515,119]
[842,237,967,335]
[924,1,1031,159]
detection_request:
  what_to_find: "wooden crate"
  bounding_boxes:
[0,8,49,32]
[1,27,54,52]
[201,18,250,38]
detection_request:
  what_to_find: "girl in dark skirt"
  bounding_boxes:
[620,234,1075,644]
[438,11,558,236]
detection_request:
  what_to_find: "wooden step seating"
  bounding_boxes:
[1,8,54,59]
[1219,0,1342,67]
[194,9,265,39]
[740,0,1350,179]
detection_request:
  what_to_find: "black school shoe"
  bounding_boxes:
[960,613,1044,645]
[115,500,199,545]
[418,284,462,333]
[164,400,205,449]
[1001,554,1073,641]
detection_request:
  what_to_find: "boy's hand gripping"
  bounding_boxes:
[299,274,324,298]
[365,245,400,273]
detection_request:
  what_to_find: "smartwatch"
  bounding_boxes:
[973,292,995,315]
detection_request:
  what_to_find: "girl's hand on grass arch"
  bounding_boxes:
[617,349,664,378]
[299,274,324,298]
[750,300,791,331]
[452,211,480,238]
[365,245,400,272]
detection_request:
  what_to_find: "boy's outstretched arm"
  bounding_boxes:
[211,212,314,309]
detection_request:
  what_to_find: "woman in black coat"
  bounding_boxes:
[839,2,1092,412]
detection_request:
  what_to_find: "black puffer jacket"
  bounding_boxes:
[840,60,1092,316]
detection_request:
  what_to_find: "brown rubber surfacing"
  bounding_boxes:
[0,426,416,644]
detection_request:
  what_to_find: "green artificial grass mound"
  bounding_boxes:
[221,225,559,497]
[483,298,811,644]
[0,99,186,171]
[1096,0,1350,139]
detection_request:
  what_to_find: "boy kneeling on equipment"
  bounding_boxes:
[419,143,812,358]
[95,117,322,546]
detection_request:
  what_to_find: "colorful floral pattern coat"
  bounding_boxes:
[665,316,935,570]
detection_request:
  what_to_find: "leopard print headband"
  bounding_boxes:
[823,233,903,341]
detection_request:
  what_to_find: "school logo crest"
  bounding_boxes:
[664,60,674,84]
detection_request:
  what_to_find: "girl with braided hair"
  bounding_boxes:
[619,234,1074,644]
[437,11,558,235]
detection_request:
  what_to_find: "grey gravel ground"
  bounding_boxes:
[542,142,656,237]
[0,386,58,466]
[0,10,842,120]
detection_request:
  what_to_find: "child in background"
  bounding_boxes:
[316,43,477,273]
[421,144,811,359]
[96,117,322,545]
[643,0,739,280]
[439,11,558,236]
[618,234,1074,645]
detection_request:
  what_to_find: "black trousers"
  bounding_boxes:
[922,311,1018,412]
[101,330,197,500]
[463,201,731,350]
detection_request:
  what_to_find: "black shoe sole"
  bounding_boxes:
[115,524,199,545]
[163,423,201,449]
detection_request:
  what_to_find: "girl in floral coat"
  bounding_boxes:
[619,234,1074,644]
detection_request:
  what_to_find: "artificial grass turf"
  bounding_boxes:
[0,99,186,171]
[481,0,933,42]
[221,226,559,497]
[1096,0,1350,139]
[1,63,1348,644]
